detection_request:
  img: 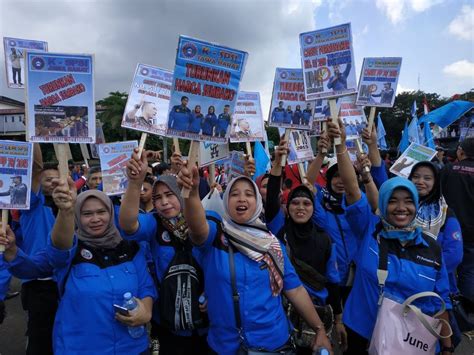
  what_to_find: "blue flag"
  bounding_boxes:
[399,121,409,152]
[253,140,270,181]
[423,123,436,149]
[377,112,388,150]
[418,100,474,128]
[408,116,422,144]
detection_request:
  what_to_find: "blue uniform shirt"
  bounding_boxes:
[327,63,351,91]
[217,113,231,136]
[342,194,452,340]
[370,160,389,189]
[271,108,285,123]
[197,212,302,354]
[302,109,312,125]
[47,237,156,355]
[313,187,360,285]
[189,112,204,133]
[122,213,205,336]
[292,110,302,125]
[283,111,293,124]
[202,113,217,136]
[168,105,191,131]
[18,190,56,282]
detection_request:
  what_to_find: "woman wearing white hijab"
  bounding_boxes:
[178,164,332,355]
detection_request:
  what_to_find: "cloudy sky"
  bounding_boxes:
[0,0,473,116]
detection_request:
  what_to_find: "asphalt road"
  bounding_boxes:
[0,278,473,354]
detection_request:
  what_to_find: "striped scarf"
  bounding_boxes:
[222,218,284,297]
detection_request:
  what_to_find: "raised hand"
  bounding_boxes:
[52,177,77,212]
[126,148,149,183]
[177,161,200,193]
[170,152,183,175]
[0,225,18,262]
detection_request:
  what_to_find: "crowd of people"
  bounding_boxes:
[0,121,473,355]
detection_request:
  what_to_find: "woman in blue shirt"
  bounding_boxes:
[174,162,332,354]
[2,179,156,354]
[326,119,454,354]
[120,150,208,355]
[265,139,347,353]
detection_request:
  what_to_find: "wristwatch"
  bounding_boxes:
[441,345,454,353]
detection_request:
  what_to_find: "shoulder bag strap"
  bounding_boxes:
[334,214,349,259]
[228,244,244,344]
[376,237,389,305]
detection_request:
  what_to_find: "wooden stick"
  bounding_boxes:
[79,144,90,168]
[280,129,291,166]
[355,138,370,173]
[321,121,328,154]
[0,210,7,252]
[245,141,254,176]
[209,163,216,186]
[173,138,181,155]
[329,99,341,145]
[55,144,69,181]
[297,162,307,184]
[367,107,376,134]
[137,133,147,159]
[181,141,199,198]
[65,144,73,161]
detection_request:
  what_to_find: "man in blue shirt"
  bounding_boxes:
[17,145,59,355]
[371,83,395,105]
[327,63,351,91]
[302,102,313,125]
[168,96,192,132]
[216,105,231,138]
[284,105,293,124]
[271,101,286,124]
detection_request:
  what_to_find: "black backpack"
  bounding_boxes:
[154,216,207,331]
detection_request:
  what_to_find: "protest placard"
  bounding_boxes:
[268,68,314,130]
[0,141,33,209]
[199,142,229,167]
[339,95,366,140]
[25,52,95,143]
[166,36,248,143]
[299,23,357,100]
[122,64,173,136]
[90,120,105,159]
[230,91,264,142]
[356,57,402,108]
[224,151,246,180]
[390,143,436,178]
[98,141,138,196]
[3,37,47,89]
[287,130,314,165]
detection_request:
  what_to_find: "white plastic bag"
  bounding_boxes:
[201,188,225,217]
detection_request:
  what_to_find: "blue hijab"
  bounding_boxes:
[378,177,422,242]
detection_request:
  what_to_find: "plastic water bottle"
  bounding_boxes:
[313,348,330,355]
[122,292,145,338]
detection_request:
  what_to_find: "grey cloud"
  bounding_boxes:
[1,0,316,114]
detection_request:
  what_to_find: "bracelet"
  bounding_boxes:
[336,147,347,155]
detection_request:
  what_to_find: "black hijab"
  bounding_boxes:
[284,185,332,290]
[408,161,440,204]
[322,163,344,214]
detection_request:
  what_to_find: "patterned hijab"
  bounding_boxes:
[408,161,448,239]
[75,190,122,249]
[222,176,284,296]
[378,177,422,242]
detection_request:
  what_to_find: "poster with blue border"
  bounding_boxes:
[299,23,357,100]
[122,64,173,136]
[230,91,265,142]
[268,68,314,130]
[0,141,33,210]
[356,57,402,108]
[25,51,95,143]
[199,142,229,167]
[3,37,48,89]
[287,130,314,165]
[166,36,248,143]
[98,140,138,196]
